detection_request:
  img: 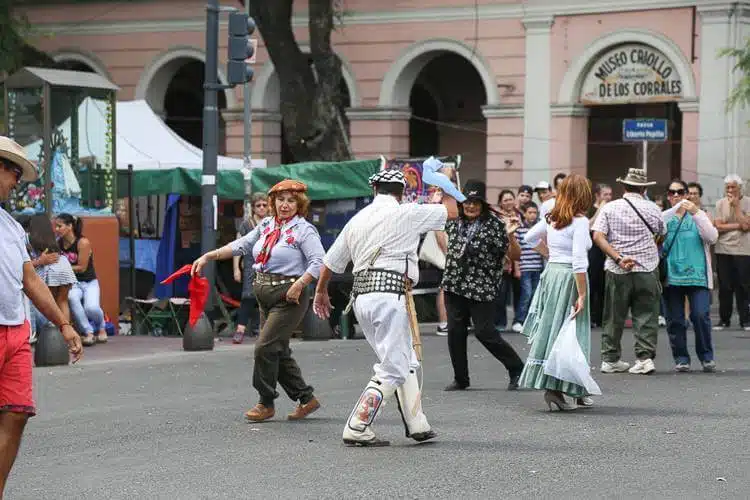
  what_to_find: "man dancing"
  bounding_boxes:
[313,169,460,446]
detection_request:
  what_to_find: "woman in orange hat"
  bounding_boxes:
[192,179,325,422]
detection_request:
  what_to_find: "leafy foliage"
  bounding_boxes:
[720,38,750,111]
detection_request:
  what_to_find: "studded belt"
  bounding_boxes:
[254,272,299,286]
[352,269,407,296]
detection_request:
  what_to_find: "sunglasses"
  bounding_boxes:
[668,189,686,196]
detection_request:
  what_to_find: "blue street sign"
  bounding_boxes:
[622,118,668,142]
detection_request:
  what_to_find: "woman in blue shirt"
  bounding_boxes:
[192,179,325,422]
[662,180,719,372]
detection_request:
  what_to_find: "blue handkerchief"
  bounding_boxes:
[422,157,467,203]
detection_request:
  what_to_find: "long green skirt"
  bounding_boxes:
[517,263,591,398]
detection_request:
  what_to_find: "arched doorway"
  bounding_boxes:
[558,31,698,192]
[379,40,500,184]
[407,53,486,182]
[137,49,235,154]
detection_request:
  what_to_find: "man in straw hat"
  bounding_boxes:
[313,166,462,447]
[0,136,83,494]
[592,168,665,375]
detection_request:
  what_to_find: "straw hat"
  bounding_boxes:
[0,136,37,182]
[616,168,656,187]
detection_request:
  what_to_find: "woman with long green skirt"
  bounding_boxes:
[518,174,595,411]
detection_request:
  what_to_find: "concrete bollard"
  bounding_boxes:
[34,324,70,367]
[183,313,214,351]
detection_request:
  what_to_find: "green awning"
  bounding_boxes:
[117,168,246,200]
[249,159,381,200]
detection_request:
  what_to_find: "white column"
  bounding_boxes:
[696,5,750,201]
[522,16,553,186]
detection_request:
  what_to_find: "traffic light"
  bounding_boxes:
[227,12,256,85]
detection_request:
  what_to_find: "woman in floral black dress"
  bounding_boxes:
[442,180,524,391]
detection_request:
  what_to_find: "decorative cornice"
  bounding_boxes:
[346,107,411,121]
[29,1,738,36]
[698,2,750,23]
[247,110,282,122]
[551,104,590,117]
[482,105,525,119]
[677,98,700,112]
[523,16,554,32]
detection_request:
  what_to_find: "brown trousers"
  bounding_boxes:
[252,279,313,407]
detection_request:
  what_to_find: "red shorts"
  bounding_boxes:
[0,322,35,416]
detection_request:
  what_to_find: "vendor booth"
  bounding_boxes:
[3,67,121,328]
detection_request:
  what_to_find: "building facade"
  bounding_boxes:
[22,0,750,204]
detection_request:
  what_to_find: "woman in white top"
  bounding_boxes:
[517,175,595,411]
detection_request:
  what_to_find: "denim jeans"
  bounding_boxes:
[517,270,542,324]
[664,286,713,364]
[69,279,105,335]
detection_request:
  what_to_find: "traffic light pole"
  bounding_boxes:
[202,0,221,306]
[243,0,252,173]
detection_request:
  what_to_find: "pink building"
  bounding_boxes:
[22,0,750,203]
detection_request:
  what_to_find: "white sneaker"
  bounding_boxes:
[511,322,523,333]
[658,316,666,326]
[601,360,630,373]
[436,324,448,337]
[628,358,656,375]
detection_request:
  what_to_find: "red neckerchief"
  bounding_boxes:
[255,217,291,266]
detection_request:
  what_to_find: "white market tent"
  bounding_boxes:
[25,99,265,199]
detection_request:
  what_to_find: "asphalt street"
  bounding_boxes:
[9,327,750,499]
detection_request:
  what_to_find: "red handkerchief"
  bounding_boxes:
[160,265,210,327]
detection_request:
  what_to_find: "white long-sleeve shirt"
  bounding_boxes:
[524,215,592,272]
[323,195,448,285]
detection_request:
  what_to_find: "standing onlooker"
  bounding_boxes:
[592,168,665,375]
[232,192,268,343]
[55,213,108,346]
[192,179,324,422]
[516,185,533,211]
[662,180,718,372]
[553,173,567,193]
[712,175,750,331]
[513,201,544,332]
[687,182,705,211]
[587,183,612,328]
[442,180,524,391]
[534,181,555,220]
[517,174,594,410]
[496,190,521,332]
[0,137,82,496]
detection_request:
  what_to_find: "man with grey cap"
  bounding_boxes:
[592,168,665,375]
[0,136,82,495]
[713,174,750,331]
[314,166,460,447]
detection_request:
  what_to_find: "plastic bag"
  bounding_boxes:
[544,313,602,395]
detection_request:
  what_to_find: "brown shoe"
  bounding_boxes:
[245,404,275,422]
[287,397,320,420]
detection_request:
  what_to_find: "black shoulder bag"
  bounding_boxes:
[623,198,684,286]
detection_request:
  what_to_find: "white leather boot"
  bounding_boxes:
[342,378,395,447]
[395,370,437,442]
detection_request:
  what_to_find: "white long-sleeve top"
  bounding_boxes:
[524,215,592,272]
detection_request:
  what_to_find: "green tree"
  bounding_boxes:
[720,38,750,110]
[246,0,351,162]
[0,0,57,75]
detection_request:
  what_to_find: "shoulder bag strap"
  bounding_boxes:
[623,197,657,234]
[662,213,687,258]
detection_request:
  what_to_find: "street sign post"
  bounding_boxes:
[622,118,668,174]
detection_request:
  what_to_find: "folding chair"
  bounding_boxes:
[126,297,189,336]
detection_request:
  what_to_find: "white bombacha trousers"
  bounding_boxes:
[353,292,420,387]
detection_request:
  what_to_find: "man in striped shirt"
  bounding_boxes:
[512,202,545,332]
[314,168,460,447]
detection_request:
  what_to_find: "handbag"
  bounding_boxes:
[418,231,446,270]
[544,313,602,395]
[623,198,684,285]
